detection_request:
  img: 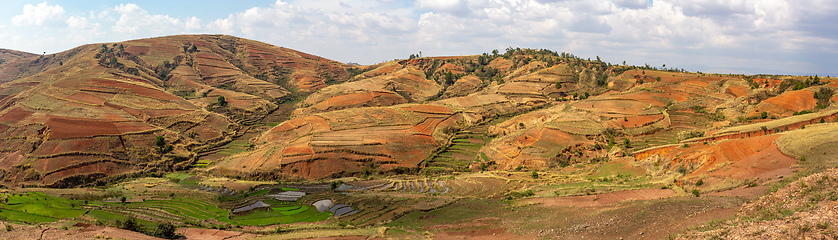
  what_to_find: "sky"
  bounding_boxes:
[1,0,836,76]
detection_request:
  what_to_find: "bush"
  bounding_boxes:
[117,216,142,232]
[151,222,179,239]
[695,179,704,186]
[155,136,166,148]
[691,189,700,197]
[677,166,688,175]
[508,190,535,199]
[531,170,539,179]
[217,96,227,107]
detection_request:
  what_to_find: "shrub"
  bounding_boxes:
[155,136,166,148]
[217,96,227,107]
[531,170,539,179]
[692,189,700,197]
[151,222,179,239]
[695,179,704,186]
[677,166,688,175]
[117,216,142,232]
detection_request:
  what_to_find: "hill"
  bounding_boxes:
[2,36,838,239]
[0,35,349,187]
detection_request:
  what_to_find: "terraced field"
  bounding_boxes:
[424,122,496,173]
[0,192,86,223]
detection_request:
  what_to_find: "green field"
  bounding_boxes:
[0,192,86,223]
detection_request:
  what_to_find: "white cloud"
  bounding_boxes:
[415,0,467,14]
[112,3,182,34]
[185,17,202,31]
[207,18,235,34]
[11,2,66,26]
[1,0,836,75]
[66,16,90,29]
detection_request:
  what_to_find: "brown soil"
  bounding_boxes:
[0,221,164,240]
[177,227,258,239]
[526,188,675,207]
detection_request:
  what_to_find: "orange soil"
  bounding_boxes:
[725,85,748,98]
[400,104,454,115]
[752,90,816,117]
[311,91,406,112]
[572,99,649,116]
[606,114,664,128]
[637,134,797,182]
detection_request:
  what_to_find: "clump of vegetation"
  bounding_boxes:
[677,165,688,175]
[151,222,180,239]
[217,96,227,107]
[155,136,174,153]
[692,189,700,197]
[507,189,535,199]
[116,216,143,232]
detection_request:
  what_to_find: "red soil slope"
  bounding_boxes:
[0,35,350,187]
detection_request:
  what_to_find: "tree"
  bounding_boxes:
[531,170,539,179]
[152,222,179,239]
[155,136,166,148]
[217,95,227,107]
[118,216,142,232]
[188,45,198,53]
[120,196,127,204]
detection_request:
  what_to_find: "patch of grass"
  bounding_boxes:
[218,139,252,156]
[230,207,331,226]
[0,192,86,222]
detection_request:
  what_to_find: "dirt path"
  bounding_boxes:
[525,188,675,207]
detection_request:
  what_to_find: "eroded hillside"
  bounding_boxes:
[0,35,349,187]
[213,47,838,191]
